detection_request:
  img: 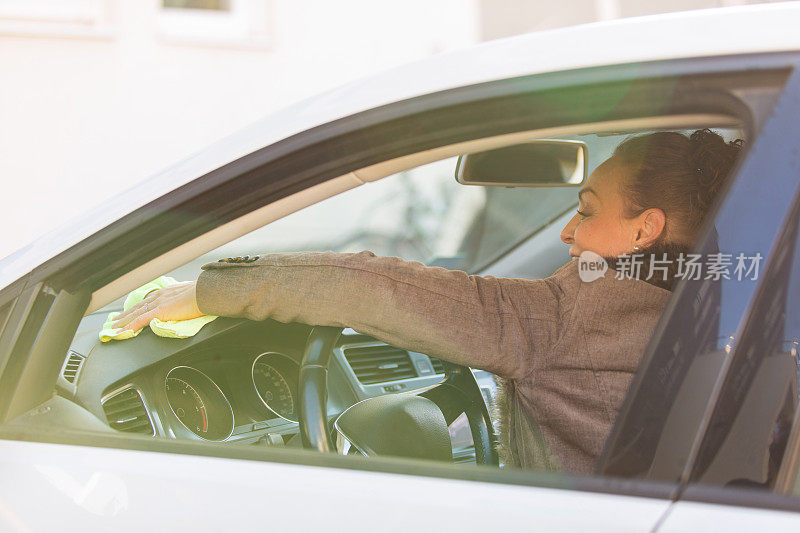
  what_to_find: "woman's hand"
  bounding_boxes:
[111,281,204,333]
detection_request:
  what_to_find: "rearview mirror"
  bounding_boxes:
[455,140,588,187]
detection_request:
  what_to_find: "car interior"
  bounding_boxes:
[8,117,752,472]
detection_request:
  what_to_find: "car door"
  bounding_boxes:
[0,53,794,530]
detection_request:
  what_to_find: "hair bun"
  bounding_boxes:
[688,128,743,214]
[612,128,744,247]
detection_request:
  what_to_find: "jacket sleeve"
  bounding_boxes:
[196,251,564,379]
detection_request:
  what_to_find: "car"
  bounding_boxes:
[3,2,800,530]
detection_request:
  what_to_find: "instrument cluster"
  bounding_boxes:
[162,351,300,441]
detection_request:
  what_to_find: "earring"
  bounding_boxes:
[633,245,640,251]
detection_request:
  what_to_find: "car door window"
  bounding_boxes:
[57,124,747,475]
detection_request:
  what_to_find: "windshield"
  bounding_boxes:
[206,133,635,274]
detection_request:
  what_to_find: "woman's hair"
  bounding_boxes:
[611,128,743,247]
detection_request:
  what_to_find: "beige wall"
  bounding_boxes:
[478,0,783,38]
[0,0,478,260]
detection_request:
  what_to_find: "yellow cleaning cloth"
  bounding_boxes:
[99,276,217,342]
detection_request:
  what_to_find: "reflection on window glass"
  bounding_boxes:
[163,0,230,10]
[458,186,575,270]
[691,191,800,491]
[228,157,577,273]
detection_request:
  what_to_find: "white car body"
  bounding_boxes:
[3,4,800,531]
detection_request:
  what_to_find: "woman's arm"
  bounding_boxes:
[195,251,563,379]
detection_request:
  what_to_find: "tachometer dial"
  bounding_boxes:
[165,366,234,441]
[165,377,208,436]
[252,353,298,422]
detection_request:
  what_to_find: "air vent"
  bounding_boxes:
[429,357,445,374]
[102,388,154,435]
[61,351,85,384]
[343,344,416,384]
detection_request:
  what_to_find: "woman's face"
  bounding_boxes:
[560,158,652,258]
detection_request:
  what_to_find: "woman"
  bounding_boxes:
[112,129,742,474]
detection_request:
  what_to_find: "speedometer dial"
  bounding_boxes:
[252,353,298,422]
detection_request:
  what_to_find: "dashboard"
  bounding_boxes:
[57,310,486,454]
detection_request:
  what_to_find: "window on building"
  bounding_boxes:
[157,0,271,48]
[162,0,230,10]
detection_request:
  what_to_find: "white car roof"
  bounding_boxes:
[3,1,800,290]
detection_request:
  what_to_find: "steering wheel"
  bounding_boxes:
[298,326,499,466]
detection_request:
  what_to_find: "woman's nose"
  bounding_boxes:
[560,214,578,245]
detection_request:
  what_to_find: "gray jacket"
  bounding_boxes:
[196,251,670,473]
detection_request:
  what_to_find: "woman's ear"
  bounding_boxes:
[634,208,666,249]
